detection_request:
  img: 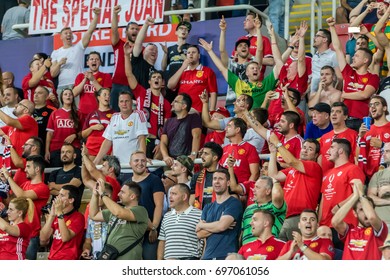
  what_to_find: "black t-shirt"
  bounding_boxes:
[128,173,165,222]
[131,51,158,90]
[33,106,55,145]
[48,165,84,207]
[166,43,190,80]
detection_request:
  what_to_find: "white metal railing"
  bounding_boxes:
[41,154,270,174]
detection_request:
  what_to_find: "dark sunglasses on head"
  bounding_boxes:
[162,174,176,184]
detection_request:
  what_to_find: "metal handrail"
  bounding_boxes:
[163,4,269,22]
[41,153,270,173]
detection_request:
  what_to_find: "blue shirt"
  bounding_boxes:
[304,121,333,140]
[201,196,243,260]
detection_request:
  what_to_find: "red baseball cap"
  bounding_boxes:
[210,107,230,118]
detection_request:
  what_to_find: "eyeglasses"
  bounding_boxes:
[23,143,35,148]
[314,34,326,38]
[369,102,381,107]
[17,103,29,110]
[162,174,176,184]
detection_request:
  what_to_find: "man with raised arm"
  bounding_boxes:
[332,179,388,260]
[327,16,380,131]
[50,8,101,92]
[110,5,140,111]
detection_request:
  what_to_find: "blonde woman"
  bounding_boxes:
[0,197,34,260]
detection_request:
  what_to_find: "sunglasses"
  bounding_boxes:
[162,174,176,184]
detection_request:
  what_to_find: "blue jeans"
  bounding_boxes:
[26,236,40,260]
[110,83,131,112]
[268,0,295,38]
[142,235,158,260]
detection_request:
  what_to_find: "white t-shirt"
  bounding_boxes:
[0,106,17,127]
[51,41,85,87]
[103,110,148,164]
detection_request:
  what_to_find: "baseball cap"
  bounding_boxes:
[210,107,230,118]
[176,155,194,176]
[176,21,192,32]
[309,102,331,114]
[235,38,251,50]
[379,235,390,250]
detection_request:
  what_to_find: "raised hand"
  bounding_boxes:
[219,15,226,31]
[113,5,121,15]
[198,38,213,52]
[326,17,336,27]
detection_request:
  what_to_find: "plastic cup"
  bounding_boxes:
[363,116,372,130]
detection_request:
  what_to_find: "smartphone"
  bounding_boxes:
[348,26,360,33]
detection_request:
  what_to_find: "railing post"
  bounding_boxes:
[200,0,206,21]
[284,0,290,40]
[317,0,323,30]
[311,0,316,54]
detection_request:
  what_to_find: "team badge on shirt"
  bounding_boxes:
[266,246,274,252]
[362,77,368,84]
[106,114,112,118]
[128,121,134,127]
[238,148,246,155]
[364,228,372,236]
[196,71,203,78]
[310,242,318,248]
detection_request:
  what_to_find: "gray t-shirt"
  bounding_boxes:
[1,6,29,40]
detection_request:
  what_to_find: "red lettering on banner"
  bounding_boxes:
[125,0,163,22]
[102,0,115,25]
[80,1,89,27]
[62,0,71,27]
[34,0,57,30]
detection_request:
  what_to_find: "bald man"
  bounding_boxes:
[0,99,38,162]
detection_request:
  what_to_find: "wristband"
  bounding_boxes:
[288,45,294,50]
[360,194,368,200]
[266,130,271,141]
[300,244,308,252]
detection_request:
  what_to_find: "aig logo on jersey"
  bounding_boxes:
[196,71,204,78]
[56,119,74,128]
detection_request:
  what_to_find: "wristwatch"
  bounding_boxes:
[57,214,64,219]
[300,244,308,252]
[151,226,157,232]
[190,152,197,156]
[100,192,108,199]
[276,142,283,150]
